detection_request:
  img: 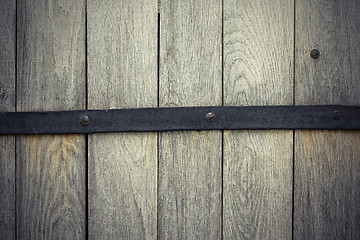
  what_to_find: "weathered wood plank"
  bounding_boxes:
[223,130,293,239]
[295,131,360,239]
[16,0,86,239]
[0,0,16,239]
[16,135,86,239]
[0,0,16,112]
[158,0,222,238]
[0,137,15,240]
[295,0,360,105]
[87,0,158,239]
[88,132,157,239]
[295,0,360,239]
[223,0,294,239]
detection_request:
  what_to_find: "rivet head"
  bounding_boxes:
[332,110,342,120]
[206,112,216,122]
[310,49,320,59]
[80,115,90,126]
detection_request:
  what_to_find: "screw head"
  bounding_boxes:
[206,112,216,122]
[310,49,320,59]
[332,110,342,120]
[80,115,90,126]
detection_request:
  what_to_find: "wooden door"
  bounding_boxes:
[0,0,359,239]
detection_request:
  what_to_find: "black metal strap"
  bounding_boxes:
[1,105,359,135]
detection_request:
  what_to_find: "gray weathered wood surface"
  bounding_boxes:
[158,0,222,238]
[295,0,360,239]
[0,0,16,239]
[87,0,158,239]
[224,0,294,107]
[0,137,15,240]
[295,0,360,105]
[16,0,86,239]
[295,131,360,239]
[0,0,15,112]
[224,131,293,239]
[1,0,359,239]
[223,0,294,239]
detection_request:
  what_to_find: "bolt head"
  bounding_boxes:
[80,115,90,126]
[206,112,216,122]
[310,49,320,59]
[332,110,342,120]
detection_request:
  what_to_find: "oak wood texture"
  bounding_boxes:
[295,0,360,239]
[16,0,86,239]
[0,0,16,112]
[0,137,15,239]
[0,0,16,239]
[158,131,222,239]
[295,131,360,239]
[223,0,294,239]
[295,0,360,106]
[16,135,86,239]
[158,0,222,238]
[87,0,158,239]
[224,0,294,107]
[88,132,157,239]
[224,130,293,239]
[2,1,358,239]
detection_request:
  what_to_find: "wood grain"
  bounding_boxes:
[224,0,294,106]
[159,0,222,238]
[16,135,86,239]
[0,0,16,239]
[88,132,157,239]
[0,0,16,112]
[295,131,360,239]
[223,0,294,239]
[87,0,158,239]
[158,131,222,239]
[295,0,360,239]
[0,137,15,240]
[16,0,86,239]
[224,130,293,239]
[295,0,360,105]
[87,1,158,110]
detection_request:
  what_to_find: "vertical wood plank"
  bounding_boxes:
[295,131,360,239]
[223,0,294,239]
[295,0,360,105]
[16,0,86,239]
[0,138,15,240]
[295,0,360,239]
[159,0,222,238]
[0,0,15,112]
[87,0,158,239]
[0,0,16,239]
[223,131,293,239]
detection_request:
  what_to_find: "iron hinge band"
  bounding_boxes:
[1,105,359,135]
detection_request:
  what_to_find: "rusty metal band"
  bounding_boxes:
[0,105,359,135]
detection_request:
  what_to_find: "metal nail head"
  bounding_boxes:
[310,49,320,59]
[80,115,91,126]
[206,112,216,122]
[332,110,342,120]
